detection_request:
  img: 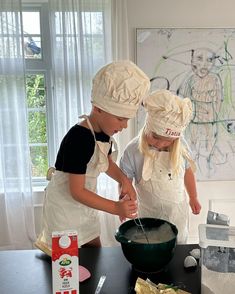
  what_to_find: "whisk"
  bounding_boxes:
[134,193,150,244]
[134,217,150,244]
[122,194,149,244]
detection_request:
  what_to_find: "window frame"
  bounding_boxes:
[23,1,112,188]
[23,3,55,187]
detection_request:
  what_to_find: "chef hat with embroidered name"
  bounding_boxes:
[91,60,150,119]
[144,89,192,138]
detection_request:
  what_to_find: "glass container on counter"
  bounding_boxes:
[199,224,235,294]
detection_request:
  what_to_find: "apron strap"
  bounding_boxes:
[142,150,157,181]
[79,115,96,139]
[110,137,118,162]
[79,114,116,158]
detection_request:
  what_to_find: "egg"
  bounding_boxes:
[189,248,201,259]
[184,255,197,268]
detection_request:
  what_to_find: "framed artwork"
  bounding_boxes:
[136,28,235,181]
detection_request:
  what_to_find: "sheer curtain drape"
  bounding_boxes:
[48,0,113,147]
[0,0,36,249]
[111,0,134,157]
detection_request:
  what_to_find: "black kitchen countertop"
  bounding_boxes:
[0,244,200,294]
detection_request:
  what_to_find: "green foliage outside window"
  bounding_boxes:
[26,74,48,178]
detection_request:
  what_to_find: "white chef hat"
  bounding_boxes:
[144,89,192,138]
[91,60,150,118]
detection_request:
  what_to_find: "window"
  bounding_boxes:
[22,3,110,187]
[22,11,41,59]
[23,4,53,186]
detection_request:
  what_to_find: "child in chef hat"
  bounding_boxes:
[35,60,150,254]
[120,89,201,244]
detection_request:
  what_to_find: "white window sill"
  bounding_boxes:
[33,186,46,205]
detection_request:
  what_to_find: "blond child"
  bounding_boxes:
[36,60,150,253]
[120,89,201,243]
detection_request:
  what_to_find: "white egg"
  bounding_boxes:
[189,248,201,259]
[184,255,197,268]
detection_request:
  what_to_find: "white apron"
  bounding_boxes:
[38,116,117,248]
[135,149,189,244]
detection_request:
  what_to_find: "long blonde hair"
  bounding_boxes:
[138,125,196,175]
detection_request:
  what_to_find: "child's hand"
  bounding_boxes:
[116,196,138,220]
[189,197,201,214]
[119,176,136,201]
[118,195,132,222]
[119,195,127,222]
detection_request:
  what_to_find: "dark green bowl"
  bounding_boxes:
[115,218,178,272]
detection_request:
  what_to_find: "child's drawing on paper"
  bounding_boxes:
[136,28,235,180]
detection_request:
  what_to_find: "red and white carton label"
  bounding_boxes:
[52,230,79,294]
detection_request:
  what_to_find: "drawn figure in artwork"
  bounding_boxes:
[177,48,224,172]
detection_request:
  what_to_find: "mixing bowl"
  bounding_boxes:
[115,218,178,272]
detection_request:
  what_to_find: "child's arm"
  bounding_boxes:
[106,156,137,222]
[184,167,201,214]
[69,173,137,219]
[105,156,137,201]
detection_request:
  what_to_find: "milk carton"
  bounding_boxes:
[52,230,79,294]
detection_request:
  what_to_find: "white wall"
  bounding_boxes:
[126,0,235,242]
[127,0,235,61]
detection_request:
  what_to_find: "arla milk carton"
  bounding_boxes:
[52,230,79,294]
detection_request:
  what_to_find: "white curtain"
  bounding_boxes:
[0,0,36,250]
[48,0,113,146]
[111,0,129,61]
[111,0,134,157]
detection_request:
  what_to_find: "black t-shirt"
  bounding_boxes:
[55,124,111,174]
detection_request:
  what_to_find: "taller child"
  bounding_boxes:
[36,61,150,252]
